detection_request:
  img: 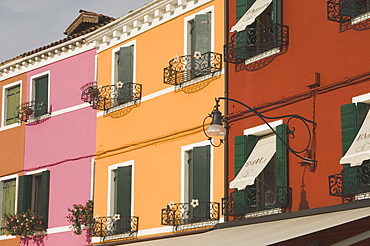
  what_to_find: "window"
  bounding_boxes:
[0,176,17,235]
[232,122,288,215]
[186,9,213,79]
[30,72,50,118]
[2,82,21,127]
[182,142,212,223]
[17,171,50,227]
[235,0,283,62]
[340,102,370,196]
[113,44,135,107]
[109,163,133,233]
[342,0,370,19]
[2,81,21,127]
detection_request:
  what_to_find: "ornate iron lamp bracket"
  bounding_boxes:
[203,97,317,163]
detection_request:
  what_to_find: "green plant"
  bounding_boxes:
[2,210,46,237]
[66,200,93,235]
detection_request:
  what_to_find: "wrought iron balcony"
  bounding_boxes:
[329,162,370,198]
[328,0,370,23]
[91,215,139,242]
[80,82,142,112]
[161,201,220,231]
[224,23,289,66]
[163,51,222,86]
[18,100,51,123]
[222,186,292,219]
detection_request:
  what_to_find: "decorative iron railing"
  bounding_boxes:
[80,82,142,112]
[91,215,139,242]
[328,0,370,22]
[329,162,370,198]
[163,51,222,86]
[161,201,219,231]
[224,23,289,65]
[222,186,292,219]
[18,100,51,123]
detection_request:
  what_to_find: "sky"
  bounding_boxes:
[0,0,151,63]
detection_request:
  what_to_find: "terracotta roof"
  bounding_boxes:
[0,10,116,66]
[65,9,116,36]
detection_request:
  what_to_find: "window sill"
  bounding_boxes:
[106,100,139,114]
[355,192,370,201]
[0,235,16,240]
[175,70,222,90]
[244,208,282,219]
[351,11,370,25]
[0,122,21,132]
[245,47,281,65]
[26,113,51,123]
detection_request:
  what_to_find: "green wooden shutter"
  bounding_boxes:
[5,85,20,125]
[35,76,48,105]
[234,135,258,175]
[275,124,288,207]
[189,146,210,222]
[2,179,16,215]
[40,171,50,227]
[341,103,368,156]
[118,46,134,84]
[340,103,368,195]
[276,124,288,188]
[116,166,132,232]
[18,175,33,213]
[35,75,48,116]
[235,1,256,61]
[191,146,211,203]
[236,0,248,22]
[233,135,257,215]
[193,13,211,55]
[272,0,282,24]
[341,0,362,17]
[116,166,132,217]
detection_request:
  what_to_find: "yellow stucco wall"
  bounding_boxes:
[94,0,225,232]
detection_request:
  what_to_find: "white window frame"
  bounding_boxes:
[28,71,51,123]
[352,92,370,104]
[107,160,134,217]
[1,80,22,129]
[111,40,137,86]
[25,168,48,213]
[180,140,214,204]
[244,119,283,136]
[29,71,50,105]
[183,6,215,57]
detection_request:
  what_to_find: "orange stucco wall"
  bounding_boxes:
[94,0,225,231]
[0,74,26,177]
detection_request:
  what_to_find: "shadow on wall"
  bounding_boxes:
[299,166,310,210]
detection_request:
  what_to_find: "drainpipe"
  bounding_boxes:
[223,0,229,222]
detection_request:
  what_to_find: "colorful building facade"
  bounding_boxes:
[0,10,113,246]
[84,0,225,243]
[220,0,370,245]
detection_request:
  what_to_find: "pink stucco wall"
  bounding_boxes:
[23,49,97,245]
[26,49,96,111]
[20,230,92,246]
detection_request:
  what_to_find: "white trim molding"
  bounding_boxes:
[85,0,214,53]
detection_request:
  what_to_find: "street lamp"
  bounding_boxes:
[203,97,317,163]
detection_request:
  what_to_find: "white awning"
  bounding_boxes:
[122,207,370,246]
[229,135,276,190]
[230,0,273,32]
[340,109,370,167]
